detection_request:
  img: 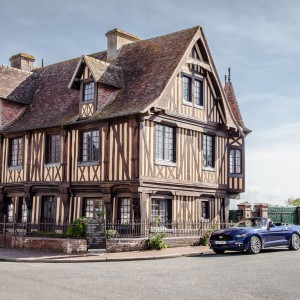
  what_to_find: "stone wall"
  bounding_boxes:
[11,236,200,253]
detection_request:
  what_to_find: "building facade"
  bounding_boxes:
[0,26,250,226]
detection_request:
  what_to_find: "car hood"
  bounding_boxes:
[211,227,253,236]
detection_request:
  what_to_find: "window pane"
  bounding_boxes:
[151,199,170,223]
[9,138,23,166]
[203,135,214,168]
[120,198,131,223]
[195,80,203,106]
[47,134,60,163]
[82,130,99,162]
[183,76,191,102]
[156,125,175,162]
[83,82,94,102]
[229,149,242,174]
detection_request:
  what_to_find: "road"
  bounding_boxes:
[0,249,299,300]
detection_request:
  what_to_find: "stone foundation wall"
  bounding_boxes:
[11,236,200,253]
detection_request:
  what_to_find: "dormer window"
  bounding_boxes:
[83,82,95,102]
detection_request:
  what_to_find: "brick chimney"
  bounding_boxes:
[105,28,140,61]
[9,53,35,71]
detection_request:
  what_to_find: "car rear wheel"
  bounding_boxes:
[289,233,300,250]
[213,249,225,254]
[247,236,261,254]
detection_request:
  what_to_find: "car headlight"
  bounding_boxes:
[235,233,247,238]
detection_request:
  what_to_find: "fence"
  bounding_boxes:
[0,219,231,246]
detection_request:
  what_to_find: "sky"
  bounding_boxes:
[0,0,299,207]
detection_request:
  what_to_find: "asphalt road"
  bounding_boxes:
[0,248,299,300]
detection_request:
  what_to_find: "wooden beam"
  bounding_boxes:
[186,58,212,72]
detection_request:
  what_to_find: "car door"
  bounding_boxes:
[264,225,288,247]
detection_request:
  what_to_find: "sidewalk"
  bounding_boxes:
[0,246,213,263]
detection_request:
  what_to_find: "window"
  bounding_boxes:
[229,149,242,174]
[9,137,23,167]
[7,199,14,223]
[119,198,131,223]
[46,134,60,164]
[83,82,94,102]
[201,201,209,220]
[84,198,103,219]
[41,196,56,222]
[81,130,99,162]
[194,79,203,106]
[151,199,170,223]
[183,76,192,102]
[203,134,215,168]
[156,124,175,162]
[18,197,28,223]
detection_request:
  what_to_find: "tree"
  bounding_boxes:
[286,197,300,207]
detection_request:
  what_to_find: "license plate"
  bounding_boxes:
[215,241,226,245]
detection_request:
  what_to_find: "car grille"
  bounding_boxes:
[210,234,233,241]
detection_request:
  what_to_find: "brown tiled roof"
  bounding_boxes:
[224,82,251,134]
[0,66,35,104]
[91,26,199,120]
[3,27,199,132]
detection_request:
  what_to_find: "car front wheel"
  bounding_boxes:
[289,233,300,251]
[247,236,261,254]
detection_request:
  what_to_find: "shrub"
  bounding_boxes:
[148,232,167,250]
[199,236,209,246]
[106,229,118,239]
[66,217,87,237]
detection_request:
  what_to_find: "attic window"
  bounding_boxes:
[83,82,95,102]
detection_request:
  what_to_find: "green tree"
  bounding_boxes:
[286,197,300,206]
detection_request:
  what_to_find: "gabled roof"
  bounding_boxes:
[4,27,199,131]
[2,26,248,134]
[69,55,124,89]
[224,82,251,135]
[0,66,35,104]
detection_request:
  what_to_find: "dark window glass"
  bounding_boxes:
[81,130,99,162]
[203,134,214,168]
[194,79,203,106]
[84,198,103,218]
[156,125,175,162]
[229,149,242,174]
[9,137,23,167]
[83,82,94,102]
[41,196,56,222]
[183,76,192,102]
[201,201,209,219]
[151,199,170,223]
[119,198,131,224]
[46,134,60,164]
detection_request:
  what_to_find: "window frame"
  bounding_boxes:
[45,134,61,165]
[40,196,56,223]
[83,198,103,219]
[155,124,176,164]
[8,137,23,168]
[182,73,204,108]
[79,129,100,164]
[150,198,171,224]
[202,134,215,169]
[182,75,192,103]
[229,148,242,175]
[201,201,210,220]
[118,198,131,224]
[82,81,95,103]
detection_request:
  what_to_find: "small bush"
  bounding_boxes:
[199,236,209,246]
[106,229,118,239]
[148,232,167,250]
[66,217,87,237]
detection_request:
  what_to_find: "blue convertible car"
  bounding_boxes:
[209,218,300,254]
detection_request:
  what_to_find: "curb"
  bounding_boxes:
[0,251,210,263]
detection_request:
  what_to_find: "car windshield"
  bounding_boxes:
[234,218,267,228]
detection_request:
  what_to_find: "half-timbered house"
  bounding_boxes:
[0,26,250,227]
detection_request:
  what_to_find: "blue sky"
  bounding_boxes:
[1,0,299,206]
